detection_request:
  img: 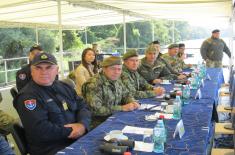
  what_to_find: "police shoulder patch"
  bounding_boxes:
[24,99,37,110]
[18,73,26,80]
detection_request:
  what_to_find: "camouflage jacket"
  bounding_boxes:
[162,53,187,72]
[138,57,176,84]
[200,37,231,61]
[121,65,155,99]
[82,72,135,116]
[157,56,179,75]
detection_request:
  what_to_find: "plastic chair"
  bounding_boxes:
[10,87,18,99]
[11,123,28,155]
[61,78,76,89]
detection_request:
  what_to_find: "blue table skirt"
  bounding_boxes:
[57,68,224,155]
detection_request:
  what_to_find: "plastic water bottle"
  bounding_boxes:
[173,95,181,120]
[182,85,190,100]
[153,120,165,153]
[158,115,167,140]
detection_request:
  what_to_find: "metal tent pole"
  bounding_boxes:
[152,21,155,41]
[85,27,88,46]
[172,20,175,43]
[123,13,126,53]
[35,25,39,44]
[57,0,64,78]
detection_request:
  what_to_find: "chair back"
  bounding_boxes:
[10,87,18,99]
[61,78,76,89]
[11,123,28,155]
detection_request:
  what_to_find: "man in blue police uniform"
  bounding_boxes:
[16,45,43,91]
[14,53,91,155]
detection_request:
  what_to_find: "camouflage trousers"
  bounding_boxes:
[206,59,222,68]
[0,110,16,134]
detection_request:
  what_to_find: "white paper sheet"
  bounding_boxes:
[134,141,153,152]
[139,104,156,110]
[122,126,153,135]
[150,106,161,111]
[155,112,173,119]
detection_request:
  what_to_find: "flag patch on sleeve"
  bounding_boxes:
[24,99,37,110]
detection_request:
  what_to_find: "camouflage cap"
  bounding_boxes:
[145,45,157,54]
[32,52,57,66]
[101,56,122,67]
[168,44,179,49]
[122,49,138,60]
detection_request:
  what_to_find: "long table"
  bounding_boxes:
[57,68,224,155]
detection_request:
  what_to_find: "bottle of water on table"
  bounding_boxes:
[173,94,182,120]
[153,119,166,153]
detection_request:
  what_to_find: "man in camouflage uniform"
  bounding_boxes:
[82,56,140,127]
[200,29,231,68]
[151,41,187,79]
[162,44,189,73]
[138,45,177,85]
[121,49,165,99]
[0,92,16,135]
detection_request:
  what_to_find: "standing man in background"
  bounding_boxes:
[200,29,231,68]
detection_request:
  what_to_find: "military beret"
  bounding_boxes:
[122,49,138,60]
[179,43,185,48]
[168,44,179,49]
[212,29,220,33]
[145,45,157,54]
[32,52,57,66]
[101,56,122,67]
[152,40,160,45]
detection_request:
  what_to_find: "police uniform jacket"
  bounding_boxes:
[14,80,91,155]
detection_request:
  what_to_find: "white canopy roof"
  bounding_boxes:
[0,0,233,29]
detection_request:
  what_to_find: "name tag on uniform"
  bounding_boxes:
[62,101,68,111]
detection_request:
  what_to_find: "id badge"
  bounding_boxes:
[62,101,68,111]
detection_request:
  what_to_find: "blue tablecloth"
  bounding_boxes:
[57,68,224,155]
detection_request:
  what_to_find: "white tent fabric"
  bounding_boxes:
[0,0,233,28]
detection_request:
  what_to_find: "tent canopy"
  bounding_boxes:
[0,0,232,29]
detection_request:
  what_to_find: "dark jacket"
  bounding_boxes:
[14,80,91,155]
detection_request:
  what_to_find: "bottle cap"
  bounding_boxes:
[176,91,182,96]
[123,152,132,155]
[159,115,165,119]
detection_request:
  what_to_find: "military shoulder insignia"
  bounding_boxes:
[24,99,37,110]
[18,73,26,80]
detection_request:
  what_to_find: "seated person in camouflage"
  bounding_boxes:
[178,43,193,68]
[82,56,140,127]
[138,45,177,85]
[162,44,190,73]
[151,41,186,80]
[0,92,16,135]
[121,49,165,99]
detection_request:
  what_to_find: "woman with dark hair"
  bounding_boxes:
[75,48,98,96]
